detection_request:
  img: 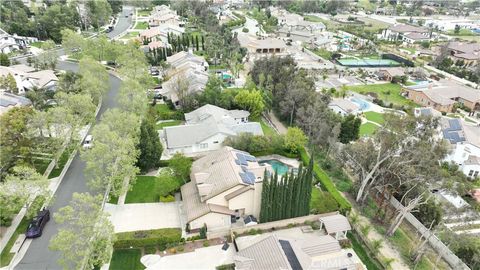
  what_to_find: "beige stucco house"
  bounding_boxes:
[180,147,272,231]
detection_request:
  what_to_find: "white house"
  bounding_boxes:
[162,104,263,155]
[0,65,58,94]
[181,147,272,231]
[328,98,360,116]
[0,28,38,53]
[148,5,183,27]
[441,118,480,179]
[380,24,432,44]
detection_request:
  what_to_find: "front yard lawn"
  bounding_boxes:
[137,8,152,17]
[364,111,384,125]
[156,120,182,130]
[125,172,182,204]
[347,83,417,108]
[48,144,77,179]
[121,31,140,39]
[134,22,149,30]
[360,122,379,136]
[109,249,144,270]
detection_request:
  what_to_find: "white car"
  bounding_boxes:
[83,135,93,149]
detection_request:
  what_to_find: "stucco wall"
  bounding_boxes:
[228,189,255,215]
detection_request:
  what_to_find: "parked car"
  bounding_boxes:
[26,209,50,238]
[83,135,93,149]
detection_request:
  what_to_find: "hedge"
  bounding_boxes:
[114,228,181,249]
[299,147,352,213]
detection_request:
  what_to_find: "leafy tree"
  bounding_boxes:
[0,165,49,225]
[137,110,163,172]
[284,127,307,154]
[0,53,10,66]
[0,107,35,176]
[118,79,147,116]
[454,24,460,34]
[36,3,81,42]
[168,153,192,183]
[34,40,58,70]
[50,192,115,270]
[0,74,18,94]
[339,115,361,143]
[234,89,265,118]
[107,0,123,14]
[78,57,110,103]
[86,0,113,30]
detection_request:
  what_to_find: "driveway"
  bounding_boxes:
[104,203,181,233]
[145,244,235,270]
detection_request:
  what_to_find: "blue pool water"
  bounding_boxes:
[412,79,429,85]
[350,97,371,111]
[259,160,291,175]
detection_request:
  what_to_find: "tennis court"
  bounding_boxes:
[337,58,401,67]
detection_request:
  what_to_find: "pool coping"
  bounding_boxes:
[256,155,301,168]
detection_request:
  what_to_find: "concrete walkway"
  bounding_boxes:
[104,202,181,233]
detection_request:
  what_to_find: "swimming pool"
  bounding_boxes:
[412,79,429,85]
[259,160,292,175]
[350,97,371,111]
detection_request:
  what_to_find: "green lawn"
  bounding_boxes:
[310,187,339,214]
[48,144,77,179]
[156,120,182,130]
[259,118,276,137]
[121,31,140,39]
[303,15,324,23]
[447,28,476,36]
[134,22,149,30]
[347,83,417,108]
[29,41,44,48]
[109,249,144,270]
[32,158,52,175]
[347,232,382,270]
[359,123,379,136]
[364,111,384,125]
[137,9,152,17]
[125,173,182,204]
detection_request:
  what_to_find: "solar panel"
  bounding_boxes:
[244,154,256,162]
[241,166,248,172]
[246,171,255,181]
[279,240,303,270]
[239,172,255,185]
[448,119,461,131]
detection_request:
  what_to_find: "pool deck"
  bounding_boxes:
[256,155,300,168]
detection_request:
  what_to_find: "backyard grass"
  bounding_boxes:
[156,120,182,130]
[259,118,276,137]
[303,15,324,23]
[109,249,144,270]
[134,22,149,30]
[125,173,182,204]
[29,41,44,48]
[347,232,382,270]
[347,83,417,108]
[310,187,339,214]
[364,111,384,125]
[360,123,379,136]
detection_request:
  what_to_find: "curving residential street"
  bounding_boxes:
[14,7,132,270]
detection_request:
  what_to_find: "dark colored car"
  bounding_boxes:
[26,209,50,238]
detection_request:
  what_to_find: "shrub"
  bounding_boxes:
[177,246,184,252]
[203,241,210,247]
[242,28,249,33]
[339,239,352,248]
[159,195,175,202]
[199,224,207,239]
[144,246,157,254]
[114,228,182,249]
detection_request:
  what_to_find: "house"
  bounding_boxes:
[148,5,183,27]
[318,214,352,240]
[381,24,432,44]
[0,65,58,94]
[0,92,32,115]
[180,147,272,231]
[273,9,325,43]
[0,28,38,53]
[376,67,406,82]
[158,66,209,107]
[403,80,480,112]
[237,34,286,55]
[328,98,360,116]
[441,118,480,179]
[162,105,263,155]
[447,42,480,65]
[233,230,364,270]
[139,24,185,43]
[166,51,208,71]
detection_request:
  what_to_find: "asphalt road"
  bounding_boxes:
[107,6,133,39]
[15,7,132,270]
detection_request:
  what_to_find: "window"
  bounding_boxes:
[474,171,479,178]
[468,170,474,176]
[199,143,208,149]
[213,141,219,144]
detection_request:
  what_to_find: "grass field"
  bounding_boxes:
[125,173,181,204]
[156,120,182,130]
[259,118,276,137]
[29,41,44,48]
[347,83,417,108]
[109,249,144,270]
[360,122,379,136]
[310,187,339,214]
[121,31,140,39]
[137,9,152,17]
[447,28,476,36]
[134,22,149,30]
[364,111,384,125]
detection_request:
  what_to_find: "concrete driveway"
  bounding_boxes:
[104,202,181,233]
[145,244,235,270]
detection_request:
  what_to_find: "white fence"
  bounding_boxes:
[387,195,470,270]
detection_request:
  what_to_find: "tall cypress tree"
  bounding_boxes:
[201,35,205,51]
[195,35,199,51]
[260,170,269,222]
[137,109,163,172]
